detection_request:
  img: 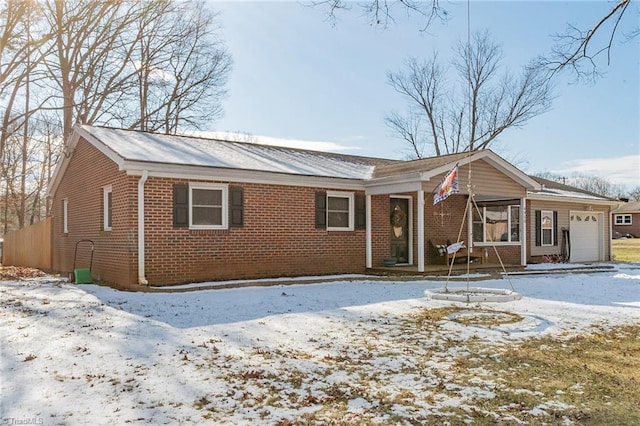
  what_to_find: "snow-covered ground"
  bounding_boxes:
[1,263,639,425]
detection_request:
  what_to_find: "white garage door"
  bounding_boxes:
[570,212,602,262]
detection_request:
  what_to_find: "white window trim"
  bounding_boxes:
[103,185,113,231]
[473,205,520,245]
[63,198,69,234]
[326,191,354,231]
[189,183,228,230]
[541,210,554,246]
[615,214,632,225]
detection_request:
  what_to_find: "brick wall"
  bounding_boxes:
[424,194,470,263]
[612,213,640,238]
[370,195,391,264]
[51,139,137,285]
[143,178,371,285]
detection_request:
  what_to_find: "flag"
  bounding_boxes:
[433,164,459,205]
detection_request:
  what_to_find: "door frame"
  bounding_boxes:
[390,195,413,265]
[569,210,604,262]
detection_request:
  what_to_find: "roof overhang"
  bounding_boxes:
[47,126,126,198]
[365,150,541,195]
[124,161,366,190]
[527,192,621,207]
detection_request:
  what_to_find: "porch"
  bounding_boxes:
[368,262,525,278]
[365,153,536,273]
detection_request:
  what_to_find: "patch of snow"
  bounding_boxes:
[614,273,640,280]
[2,264,639,424]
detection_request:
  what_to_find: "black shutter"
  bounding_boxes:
[315,191,326,229]
[173,184,189,227]
[355,194,366,229]
[553,211,559,246]
[229,186,244,227]
[535,210,541,246]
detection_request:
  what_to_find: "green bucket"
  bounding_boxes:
[74,268,92,284]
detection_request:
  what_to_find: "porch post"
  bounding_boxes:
[137,170,149,285]
[417,189,425,272]
[520,197,527,266]
[366,194,372,269]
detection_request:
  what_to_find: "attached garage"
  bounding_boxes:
[527,176,619,264]
[570,211,604,262]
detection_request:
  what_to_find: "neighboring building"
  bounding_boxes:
[612,201,640,238]
[47,125,620,287]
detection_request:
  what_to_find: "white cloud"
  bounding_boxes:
[554,154,640,187]
[194,131,361,153]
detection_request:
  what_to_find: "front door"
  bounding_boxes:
[390,198,409,263]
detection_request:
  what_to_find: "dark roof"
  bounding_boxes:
[529,175,618,201]
[373,152,471,178]
[613,201,640,213]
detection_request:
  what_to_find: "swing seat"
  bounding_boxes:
[430,238,479,265]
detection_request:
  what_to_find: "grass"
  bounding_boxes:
[459,324,640,425]
[612,238,640,262]
[193,306,640,424]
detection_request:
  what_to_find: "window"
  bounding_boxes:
[326,192,354,231]
[534,210,558,247]
[189,183,228,229]
[541,210,554,246]
[63,198,69,234]
[615,214,632,225]
[313,191,355,231]
[173,183,241,229]
[103,186,112,231]
[315,191,364,231]
[472,205,520,243]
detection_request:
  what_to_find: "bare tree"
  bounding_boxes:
[127,1,231,134]
[312,0,637,82]
[387,31,553,158]
[40,0,152,139]
[1,0,232,232]
[310,0,446,29]
[0,1,52,164]
[544,0,638,81]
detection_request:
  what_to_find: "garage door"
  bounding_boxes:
[570,212,602,262]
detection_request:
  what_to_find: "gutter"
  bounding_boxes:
[138,170,149,285]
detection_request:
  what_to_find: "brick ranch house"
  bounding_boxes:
[47,125,620,287]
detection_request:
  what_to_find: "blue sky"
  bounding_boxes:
[209,1,639,189]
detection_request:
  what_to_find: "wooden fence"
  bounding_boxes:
[1,217,52,271]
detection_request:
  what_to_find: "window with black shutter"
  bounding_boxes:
[174,183,235,229]
[535,210,557,246]
[316,191,356,231]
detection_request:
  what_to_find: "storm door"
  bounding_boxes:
[390,197,410,263]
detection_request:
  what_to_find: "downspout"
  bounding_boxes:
[520,197,527,266]
[365,194,372,269]
[138,171,149,285]
[417,189,425,272]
